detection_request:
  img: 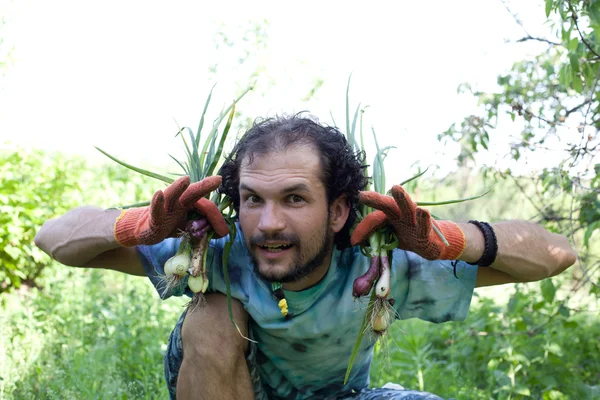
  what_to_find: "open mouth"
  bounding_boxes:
[259,244,293,253]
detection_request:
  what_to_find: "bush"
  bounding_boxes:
[0,148,84,290]
[0,146,156,292]
[0,263,186,399]
[371,279,600,399]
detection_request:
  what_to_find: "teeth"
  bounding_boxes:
[261,244,290,252]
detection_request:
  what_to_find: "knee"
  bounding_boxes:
[181,293,249,370]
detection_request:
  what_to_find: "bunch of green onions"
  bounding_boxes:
[97,85,252,337]
[341,76,485,383]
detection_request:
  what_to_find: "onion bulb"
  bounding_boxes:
[187,275,206,293]
[353,255,380,298]
[164,249,192,277]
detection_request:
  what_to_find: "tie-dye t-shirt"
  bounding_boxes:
[138,226,478,399]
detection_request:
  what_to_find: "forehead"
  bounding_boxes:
[239,144,324,191]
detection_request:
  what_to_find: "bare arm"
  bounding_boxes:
[350,186,577,288]
[34,206,145,276]
[35,176,226,278]
[457,221,578,287]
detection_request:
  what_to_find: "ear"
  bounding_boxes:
[329,195,350,233]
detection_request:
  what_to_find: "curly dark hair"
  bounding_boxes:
[219,113,369,249]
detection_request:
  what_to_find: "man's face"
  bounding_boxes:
[238,144,346,287]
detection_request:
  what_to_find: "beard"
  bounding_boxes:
[248,219,334,283]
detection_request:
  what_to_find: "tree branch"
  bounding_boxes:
[502,0,562,47]
[523,109,565,127]
[516,35,561,46]
[569,184,600,288]
[501,0,531,37]
[565,100,593,116]
[584,66,600,121]
[508,174,544,215]
[568,1,600,59]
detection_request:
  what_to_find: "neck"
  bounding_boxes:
[282,251,334,291]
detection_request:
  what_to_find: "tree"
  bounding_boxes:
[440,0,600,292]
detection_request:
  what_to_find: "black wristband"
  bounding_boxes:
[466,220,498,267]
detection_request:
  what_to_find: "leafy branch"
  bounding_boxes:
[568,1,600,59]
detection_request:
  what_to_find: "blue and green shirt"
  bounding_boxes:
[138,226,477,399]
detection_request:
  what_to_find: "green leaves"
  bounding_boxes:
[0,149,76,290]
[1,261,188,398]
[584,220,600,247]
[416,190,490,206]
[0,147,155,291]
[222,222,256,343]
[344,74,364,155]
[438,115,492,167]
[368,275,600,398]
[371,129,395,195]
[94,147,174,184]
[559,62,572,88]
[541,279,557,303]
[174,86,252,184]
[344,288,376,384]
[545,0,554,18]
[442,2,600,295]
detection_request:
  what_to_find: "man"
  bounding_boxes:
[35,115,577,399]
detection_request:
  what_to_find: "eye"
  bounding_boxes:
[287,194,305,204]
[243,194,262,205]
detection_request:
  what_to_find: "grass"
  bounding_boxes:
[0,264,187,400]
[2,264,599,399]
[370,289,600,399]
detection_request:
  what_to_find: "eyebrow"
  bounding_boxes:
[239,183,311,194]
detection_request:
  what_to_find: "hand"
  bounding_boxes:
[192,197,229,239]
[114,176,226,246]
[350,185,466,260]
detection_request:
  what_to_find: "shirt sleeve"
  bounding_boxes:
[137,238,193,300]
[205,232,253,306]
[137,233,250,302]
[391,250,478,323]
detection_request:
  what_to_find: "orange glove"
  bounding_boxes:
[192,197,229,239]
[350,185,466,260]
[114,176,228,247]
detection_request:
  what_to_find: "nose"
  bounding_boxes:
[257,202,286,233]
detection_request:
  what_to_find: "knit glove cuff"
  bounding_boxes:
[114,208,147,247]
[432,220,466,260]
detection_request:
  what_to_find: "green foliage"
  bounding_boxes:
[370,169,600,398]
[0,148,84,291]
[0,264,186,399]
[438,1,600,291]
[1,152,599,398]
[0,146,156,292]
[371,281,600,399]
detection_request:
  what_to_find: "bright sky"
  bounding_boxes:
[0,0,551,183]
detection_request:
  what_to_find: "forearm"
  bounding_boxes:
[458,220,577,282]
[35,206,122,266]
